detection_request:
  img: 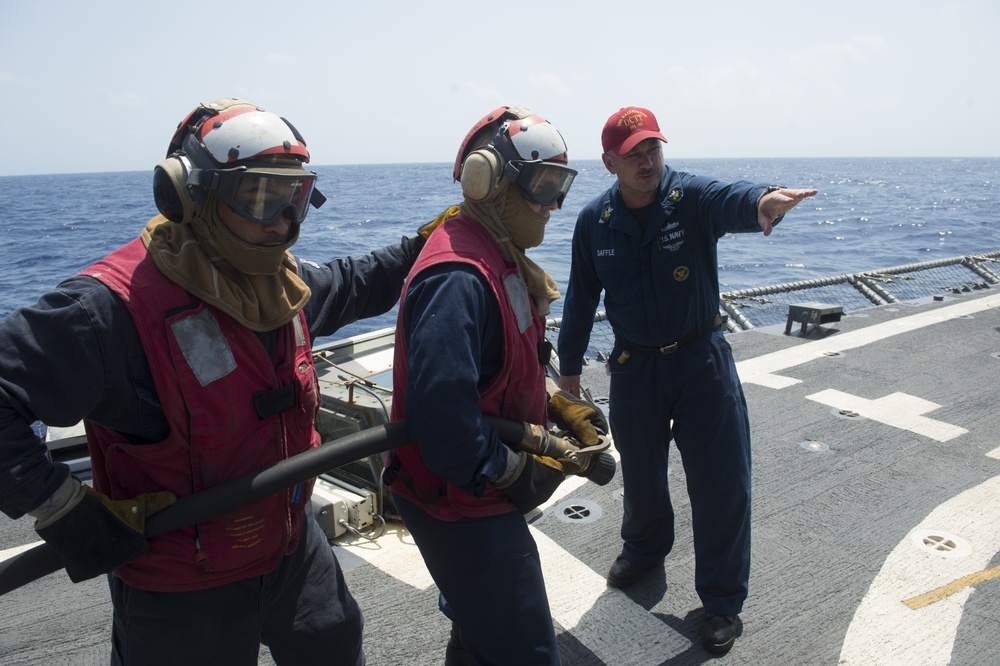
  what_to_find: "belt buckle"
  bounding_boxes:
[657,342,679,355]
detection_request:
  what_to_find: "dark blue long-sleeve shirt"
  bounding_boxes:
[398,263,509,498]
[557,167,769,376]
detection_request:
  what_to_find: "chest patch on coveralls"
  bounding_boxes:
[658,223,685,252]
[657,188,685,252]
[673,265,691,282]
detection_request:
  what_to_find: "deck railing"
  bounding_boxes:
[547,251,1000,364]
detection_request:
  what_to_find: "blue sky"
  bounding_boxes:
[1,0,997,176]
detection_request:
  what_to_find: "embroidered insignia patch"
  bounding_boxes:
[673,265,690,282]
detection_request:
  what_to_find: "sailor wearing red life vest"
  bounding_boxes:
[387,107,605,666]
[0,97,425,665]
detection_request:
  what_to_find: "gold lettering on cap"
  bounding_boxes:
[618,108,649,130]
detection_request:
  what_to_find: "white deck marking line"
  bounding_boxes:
[331,465,598,590]
[840,473,1000,665]
[535,453,684,664]
[337,522,436,590]
[987,445,1000,460]
[0,541,42,563]
[533,527,687,663]
[806,389,968,443]
[737,294,998,389]
[341,496,688,663]
[339,449,683,664]
[532,448,687,664]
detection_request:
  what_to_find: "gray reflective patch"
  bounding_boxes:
[170,310,237,386]
[292,315,306,347]
[504,273,532,334]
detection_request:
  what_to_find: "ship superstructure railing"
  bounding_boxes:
[547,251,1000,365]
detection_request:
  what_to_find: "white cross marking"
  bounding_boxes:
[806,389,968,443]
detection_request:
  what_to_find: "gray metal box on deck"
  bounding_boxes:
[784,301,844,336]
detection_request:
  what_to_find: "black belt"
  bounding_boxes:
[616,315,727,356]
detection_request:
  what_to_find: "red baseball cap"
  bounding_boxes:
[601,106,668,155]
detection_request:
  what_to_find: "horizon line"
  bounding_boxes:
[3,155,999,179]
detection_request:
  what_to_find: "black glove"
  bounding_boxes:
[546,379,609,446]
[32,477,176,583]
[493,448,566,514]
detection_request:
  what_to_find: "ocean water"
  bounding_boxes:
[2,157,999,345]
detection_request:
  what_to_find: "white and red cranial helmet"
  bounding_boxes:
[491,115,576,208]
[154,98,327,223]
[167,97,311,167]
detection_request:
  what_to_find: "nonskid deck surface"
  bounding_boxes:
[2,289,999,665]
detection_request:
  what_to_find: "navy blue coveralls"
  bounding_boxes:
[390,259,560,665]
[558,167,775,616]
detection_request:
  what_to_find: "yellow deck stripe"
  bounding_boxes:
[904,564,1000,609]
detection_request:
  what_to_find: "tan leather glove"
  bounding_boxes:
[517,422,616,484]
[417,205,461,239]
[545,378,609,446]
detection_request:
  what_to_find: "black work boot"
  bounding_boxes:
[701,612,742,654]
[606,554,664,589]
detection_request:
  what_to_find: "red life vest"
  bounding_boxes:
[389,216,548,521]
[79,238,321,592]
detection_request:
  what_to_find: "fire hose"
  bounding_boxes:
[0,417,614,596]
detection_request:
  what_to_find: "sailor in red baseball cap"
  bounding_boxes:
[601,106,668,156]
[558,105,818,656]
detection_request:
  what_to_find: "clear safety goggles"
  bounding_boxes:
[507,160,578,209]
[206,167,320,225]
